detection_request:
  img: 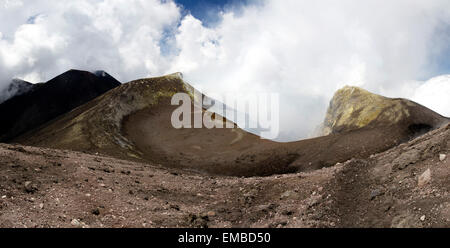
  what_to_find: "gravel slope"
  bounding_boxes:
[1,123,448,228]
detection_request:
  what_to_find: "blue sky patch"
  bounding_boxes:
[175,0,252,26]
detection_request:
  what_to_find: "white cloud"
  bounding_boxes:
[0,0,180,84]
[169,0,450,140]
[0,0,449,140]
[412,75,450,117]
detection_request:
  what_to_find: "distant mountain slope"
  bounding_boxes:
[14,75,449,177]
[0,70,121,142]
[14,73,204,159]
[0,79,36,104]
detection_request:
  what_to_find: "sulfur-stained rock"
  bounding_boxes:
[322,86,446,136]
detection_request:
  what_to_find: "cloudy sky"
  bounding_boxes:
[0,0,449,140]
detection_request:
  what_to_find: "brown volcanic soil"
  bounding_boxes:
[1,123,449,228]
[123,97,446,176]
